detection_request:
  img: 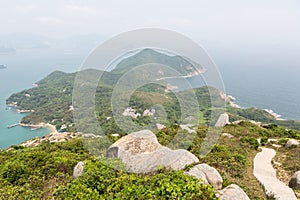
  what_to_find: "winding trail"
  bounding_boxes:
[253,147,297,200]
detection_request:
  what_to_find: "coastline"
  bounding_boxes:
[17,109,34,113]
[18,123,77,148]
[219,92,241,108]
[156,68,207,81]
[19,122,58,134]
[220,92,286,121]
[263,109,285,121]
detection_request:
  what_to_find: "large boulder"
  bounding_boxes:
[215,113,230,127]
[73,161,84,178]
[186,164,223,189]
[285,139,299,148]
[218,184,250,200]
[106,130,199,174]
[289,171,300,189]
[185,166,209,185]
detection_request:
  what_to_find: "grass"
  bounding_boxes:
[199,135,267,199]
[133,91,170,105]
[274,145,300,181]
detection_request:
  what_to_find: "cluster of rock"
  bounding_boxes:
[20,132,78,147]
[219,92,240,108]
[231,120,262,127]
[122,107,156,119]
[75,129,250,199]
[122,107,140,118]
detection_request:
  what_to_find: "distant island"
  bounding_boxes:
[0,65,7,69]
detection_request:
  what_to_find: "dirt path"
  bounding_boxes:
[253,147,297,200]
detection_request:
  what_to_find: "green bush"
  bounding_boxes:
[260,137,268,146]
[278,138,289,146]
[240,137,259,150]
[0,139,218,200]
[55,160,218,199]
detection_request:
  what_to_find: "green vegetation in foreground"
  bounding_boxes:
[1,121,300,199]
[156,121,300,199]
[0,138,217,200]
[206,122,300,199]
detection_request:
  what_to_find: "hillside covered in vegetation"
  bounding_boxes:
[1,119,300,199]
[7,52,300,133]
[3,49,300,199]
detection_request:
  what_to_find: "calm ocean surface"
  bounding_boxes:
[0,48,84,149]
[0,47,299,149]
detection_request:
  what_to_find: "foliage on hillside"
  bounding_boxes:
[7,68,226,134]
[155,122,300,199]
[6,49,300,134]
[112,48,203,76]
[8,67,300,133]
[0,138,217,200]
[1,118,299,199]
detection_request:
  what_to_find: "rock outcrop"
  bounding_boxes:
[106,130,199,174]
[285,139,299,148]
[289,171,300,190]
[222,133,234,139]
[218,184,250,200]
[185,166,209,184]
[20,132,78,147]
[73,161,84,178]
[185,163,223,189]
[107,129,250,198]
[215,113,230,127]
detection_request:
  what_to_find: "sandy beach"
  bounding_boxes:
[19,122,58,134]
[18,123,77,148]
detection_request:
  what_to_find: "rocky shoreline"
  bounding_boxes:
[264,109,285,121]
[17,122,78,148]
[18,122,77,148]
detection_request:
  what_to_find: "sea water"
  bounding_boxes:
[0,48,84,149]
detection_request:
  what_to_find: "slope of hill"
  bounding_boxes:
[112,48,205,76]
[7,67,300,133]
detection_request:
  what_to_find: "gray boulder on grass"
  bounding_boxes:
[186,163,223,189]
[218,184,250,200]
[185,166,209,185]
[73,161,84,178]
[106,130,199,174]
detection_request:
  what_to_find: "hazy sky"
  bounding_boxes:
[1,0,300,44]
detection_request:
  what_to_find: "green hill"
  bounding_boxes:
[112,48,204,75]
[7,48,300,133]
[7,68,300,133]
